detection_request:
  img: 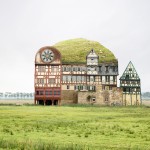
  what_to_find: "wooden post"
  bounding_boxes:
[125,93,126,106]
[130,88,132,106]
[136,91,137,106]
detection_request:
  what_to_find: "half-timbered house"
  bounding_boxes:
[34,38,140,106]
[120,61,141,105]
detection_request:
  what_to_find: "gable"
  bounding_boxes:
[120,61,140,80]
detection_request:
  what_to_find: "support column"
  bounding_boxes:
[136,91,137,106]
[34,99,36,105]
[52,100,54,106]
[59,100,61,106]
[44,100,46,106]
[125,93,126,106]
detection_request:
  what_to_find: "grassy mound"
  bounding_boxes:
[53,38,117,64]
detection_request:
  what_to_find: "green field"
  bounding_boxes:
[0,105,150,150]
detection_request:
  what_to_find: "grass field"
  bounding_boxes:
[0,105,150,150]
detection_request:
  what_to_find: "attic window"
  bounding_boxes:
[126,75,129,79]
[105,66,109,72]
[129,68,132,71]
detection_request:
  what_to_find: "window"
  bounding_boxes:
[82,76,86,82]
[90,76,94,82]
[113,76,116,82]
[106,76,109,82]
[110,76,113,83]
[102,76,105,83]
[49,78,55,84]
[45,91,53,95]
[129,68,132,71]
[38,66,45,72]
[92,97,96,102]
[105,98,109,102]
[39,91,44,95]
[105,66,109,72]
[99,66,102,72]
[72,76,76,82]
[63,67,66,72]
[88,86,96,91]
[80,85,83,90]
[51,66,54,72]
[123,88,126,92]
[63,76,66,82]
[54,91,60,95]
[109,86,112,90]
[126,75,129,80]
[82,67,86,71]
[83,85,87,90]
[74,85,77,90]
[37,78,44,84]
[73,67,76,71]
[78,67,81,71]
[68,67,71,72]
[67,85,70,89]
[77,76,82,82]
[100,76,102,82]
[112,66,115,72]
[68,76,71,82]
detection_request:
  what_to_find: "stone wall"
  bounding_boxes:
[61,90,78,104]
[78,85,123,106]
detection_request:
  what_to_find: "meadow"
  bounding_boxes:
[0,105,150,150]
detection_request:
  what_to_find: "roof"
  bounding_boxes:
[53,38,117,64]
[120,61,140,80]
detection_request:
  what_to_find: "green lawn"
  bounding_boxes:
[0,105,150,150]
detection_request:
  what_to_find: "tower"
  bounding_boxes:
[34,46,62,105]
[120,61,141,105]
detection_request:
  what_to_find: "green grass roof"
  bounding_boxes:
[53,38,117,64]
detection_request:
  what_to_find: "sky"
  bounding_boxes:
[0,0,150,92]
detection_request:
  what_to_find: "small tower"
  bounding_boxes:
[120,61,141,105]
[86,49,99,75]
[34,46,62,105]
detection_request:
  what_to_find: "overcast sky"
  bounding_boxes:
[0,0,149,92]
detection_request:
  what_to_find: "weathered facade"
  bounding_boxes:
[120,61,141,105]
[34,39,141,106]
[34,44,122,105]
[34,47,62,105]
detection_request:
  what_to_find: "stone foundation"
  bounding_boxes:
[78,85,123,105]
[61,90,78,104]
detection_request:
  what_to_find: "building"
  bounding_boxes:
[34,38,140,106]
[120,61,141,105]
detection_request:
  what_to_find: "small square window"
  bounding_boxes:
[129,68,132,71]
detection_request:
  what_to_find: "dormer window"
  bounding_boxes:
[86,49,99,66]
[129,68,132,71]
[105,66,109,72]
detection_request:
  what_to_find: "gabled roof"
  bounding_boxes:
[120,61,140,80]
[86,49,99,58]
